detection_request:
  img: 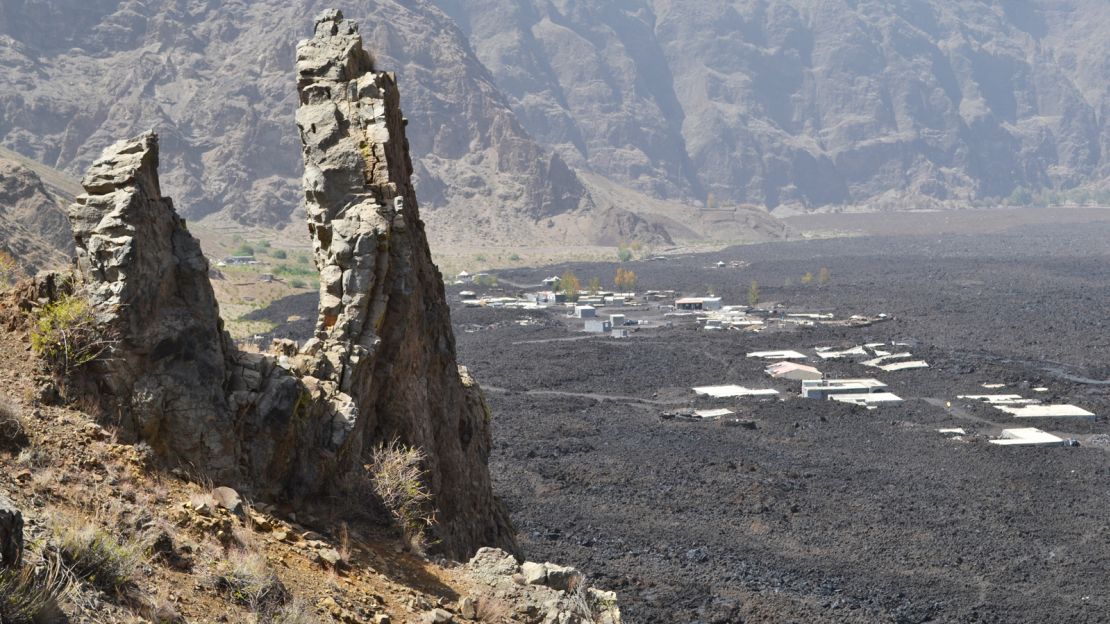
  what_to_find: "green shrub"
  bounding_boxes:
[368,440,434,551]
[234,244,256,257]
[289,279,307,290]
[271,249,287,260]
[31,294,113,376]
[296,254,310,265]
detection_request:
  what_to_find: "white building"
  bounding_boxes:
[801,378,887,400]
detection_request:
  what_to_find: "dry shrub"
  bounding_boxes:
[0,549,74,623]
[30,293,115,376]
[0,399,28,452]
[367,440,435,550]
[53,518,146,595]
[208,549,288,615]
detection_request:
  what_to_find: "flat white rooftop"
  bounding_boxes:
[815,346,868,359]
[938,428,967,435]
[803,378,887,390]
[692,385,780,398]
[998,404,1095,419]
[879,360,930,372]
[989,428,1065,446]
[694,408,735,418]
[957,394,1035,405]
[830,392,904,406]
[746,350,808,360]
[981,383,1007,389]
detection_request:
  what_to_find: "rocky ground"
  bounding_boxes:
[448,221,1110,623]
[229,219,1110,623]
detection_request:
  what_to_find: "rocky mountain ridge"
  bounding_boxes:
[4,1,1108,245]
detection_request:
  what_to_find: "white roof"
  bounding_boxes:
[815,346,868,359]
[804,378,886,390]
[692,385,780,398]
[766,362,821,374]
[997,405,1095,418]
[746,350,807,360]
[957,394,1031,404]
[981,383,1007,389]
[878,360,929,372]
[830,392,903,405]
[694,408,734,418]
[861,353,913,367]
[938,428,967,435]
[989,428,1065,446]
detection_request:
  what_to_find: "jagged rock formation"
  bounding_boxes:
[292,10,516,557]
[57,19,516,559]
[0,158,73,273]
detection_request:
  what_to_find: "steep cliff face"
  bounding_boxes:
[56,18,517,558]
[294,10,516,556]
[437,0,1110,212]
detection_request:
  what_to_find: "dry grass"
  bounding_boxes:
[0,548,74,623]
[268,598,321,624]
[53,516,147,595]
[207,549,288,615]
[367,440,435,551]
[474,596,513,622]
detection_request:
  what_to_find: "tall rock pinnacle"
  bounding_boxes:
[294,9,517,558]
[55,11,518,560]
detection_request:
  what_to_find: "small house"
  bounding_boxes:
[575,305,596,318]
[584,319,612,333]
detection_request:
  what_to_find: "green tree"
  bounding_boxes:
[617,245,632,263]
[588,277,601,296]
[748,280,760,307]
[1008,186,1033,206]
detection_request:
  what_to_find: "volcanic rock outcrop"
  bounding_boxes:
[293,9,516,557]
[55,12,517,560]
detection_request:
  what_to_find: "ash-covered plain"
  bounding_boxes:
[451,222,1110,623]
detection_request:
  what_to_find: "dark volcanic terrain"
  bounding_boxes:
[249,220,1110,623]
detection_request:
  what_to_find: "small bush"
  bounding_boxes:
[234,244,256,257]
[289,279,306,289]
[54,520,144,594]
[209,549,288,614]
[31,294,114,376]
[296,254,310,265]
[0,550,73,623]
[271,249,287,260]
[368,440,435,550]
[0,400,28,453]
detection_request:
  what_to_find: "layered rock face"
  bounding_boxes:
[58,16,517,560]
[293,10,516,557]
